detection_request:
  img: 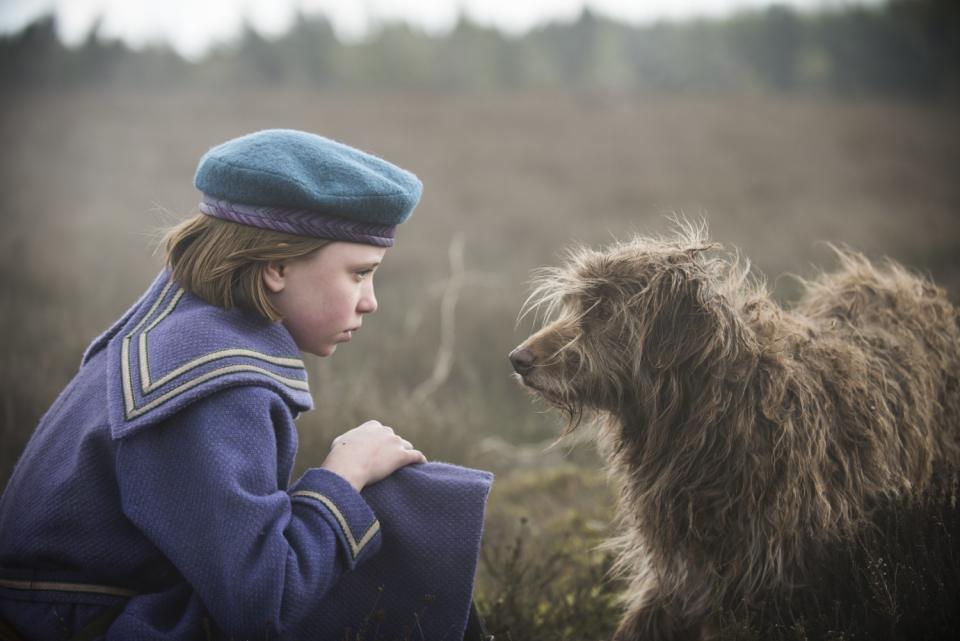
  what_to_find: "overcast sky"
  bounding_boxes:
[0,0,882,59]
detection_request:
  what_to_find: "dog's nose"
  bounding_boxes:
[509,347,535,376]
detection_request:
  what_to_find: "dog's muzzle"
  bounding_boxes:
[509,347,535,376]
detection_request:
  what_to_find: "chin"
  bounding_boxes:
[305,344,337,358]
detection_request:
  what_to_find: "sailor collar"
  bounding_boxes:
[83,271,313,440]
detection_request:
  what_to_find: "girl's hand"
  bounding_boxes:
[320,420,427,492]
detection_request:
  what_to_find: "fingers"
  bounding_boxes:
[335,422,425,453]
[395,436,426,463]
[401,446,427,465]
[322,419,429,492]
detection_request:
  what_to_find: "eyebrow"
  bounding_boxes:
[352,261,381,270]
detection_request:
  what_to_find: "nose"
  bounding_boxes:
[509,347,535,376]
[358,281,377,314]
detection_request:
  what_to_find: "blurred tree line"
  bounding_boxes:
[1,0,957,96]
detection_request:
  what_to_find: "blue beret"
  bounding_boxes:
[194,129,422,246]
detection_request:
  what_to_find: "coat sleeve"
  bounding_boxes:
[114,385,381,639]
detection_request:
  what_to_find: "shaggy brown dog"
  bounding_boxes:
[509,225,960,640]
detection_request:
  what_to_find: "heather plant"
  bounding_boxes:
[453,455,623,640]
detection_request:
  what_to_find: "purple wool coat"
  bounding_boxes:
[0,271,492,640]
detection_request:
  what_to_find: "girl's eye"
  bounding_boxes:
[355,270,374,281]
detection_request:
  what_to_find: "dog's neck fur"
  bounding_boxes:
[598,295,838,609]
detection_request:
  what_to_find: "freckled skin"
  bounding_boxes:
[264,241,385,357]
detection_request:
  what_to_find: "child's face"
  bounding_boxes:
[264,242,387,357]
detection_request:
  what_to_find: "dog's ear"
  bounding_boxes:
[633,260,733,373]
[618,257,750,441]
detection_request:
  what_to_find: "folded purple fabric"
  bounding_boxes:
[308,462,494,640]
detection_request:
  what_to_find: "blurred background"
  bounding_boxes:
[1,0,958,637]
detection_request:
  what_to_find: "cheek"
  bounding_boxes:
[308,285,360,332]
[283,298,332,338]
[281,281,361,348]
[328,286,360,319]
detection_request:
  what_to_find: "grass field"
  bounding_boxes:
[1,88,958,639]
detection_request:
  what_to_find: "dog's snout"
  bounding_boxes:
[509,347,536,375]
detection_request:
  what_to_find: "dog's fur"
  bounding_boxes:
[511,225,960,640]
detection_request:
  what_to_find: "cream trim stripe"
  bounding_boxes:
[143,348,306,393]
[139,289,185,393]
[132,281,177,337]
[145,288,183,333]
[290,490,380,559]
[0,578,137,598]
[120,282,308,420]
[126,364,309,420]
[121,280,177,420]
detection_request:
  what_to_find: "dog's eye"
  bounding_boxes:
[581,295,611,320]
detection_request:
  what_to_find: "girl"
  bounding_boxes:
[0,130,492,640]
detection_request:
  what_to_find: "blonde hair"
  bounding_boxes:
[161,214,330,322]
